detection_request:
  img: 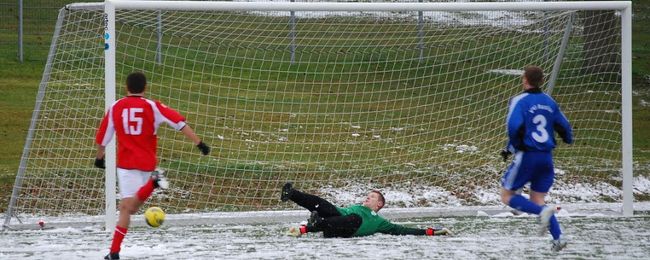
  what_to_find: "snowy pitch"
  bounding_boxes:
[2,205,649,259]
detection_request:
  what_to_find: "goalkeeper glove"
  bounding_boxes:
[94,157,105,169]
[500,149,512,162]
[426,227,452,236]
[196,141,210,155]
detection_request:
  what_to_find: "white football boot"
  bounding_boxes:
[152,168,169,190]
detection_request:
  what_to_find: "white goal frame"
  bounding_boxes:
[99,1,634,231]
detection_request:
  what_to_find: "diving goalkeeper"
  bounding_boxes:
[281,183,451,238]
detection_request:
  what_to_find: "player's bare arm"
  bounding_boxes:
[180,125,210,155]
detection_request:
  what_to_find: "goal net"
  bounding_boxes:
[4,1,632,229]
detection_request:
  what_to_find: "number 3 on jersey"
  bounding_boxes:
[122,108,143,135]
[532,114,549,143]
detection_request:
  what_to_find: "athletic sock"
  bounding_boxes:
[109,226,128,254]
[508,194,543,215]
[549,215,562,240]
[136,179,155,201]
[299,225,308,234]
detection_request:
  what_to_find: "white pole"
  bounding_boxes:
[109,1,630,11]
[546,13,574,95]
[289,0,296,65]
[3,7,68,230]
[18,0,23,63]
[156,11,162,64]
[104,1,118,231]
[417,0,424,62]
[621,3,633,217]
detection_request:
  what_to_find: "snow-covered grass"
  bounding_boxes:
[316,175,650,208]
[1,210,649,259]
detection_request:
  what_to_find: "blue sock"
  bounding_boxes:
[549,215,562,240]
[508,194,543,215]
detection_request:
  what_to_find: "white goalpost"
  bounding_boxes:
[4,1,632,231]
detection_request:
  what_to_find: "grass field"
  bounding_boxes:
[1,2,650,215]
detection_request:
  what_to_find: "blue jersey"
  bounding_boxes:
[506,89,573,152]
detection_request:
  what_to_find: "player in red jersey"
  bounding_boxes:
[94,72,210,260]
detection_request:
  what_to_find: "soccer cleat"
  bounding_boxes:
[539,205,557,235]
[551,239,568,252]
[280,182,294,202]
[151,168,169,190]
[104,253,120,259]
[286,225,306,237]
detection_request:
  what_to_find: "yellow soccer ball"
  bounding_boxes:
[144,207,165,228]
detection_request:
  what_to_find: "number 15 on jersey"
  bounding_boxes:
[122,108,143,135]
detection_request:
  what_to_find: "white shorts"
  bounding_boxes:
[117,168,152,199]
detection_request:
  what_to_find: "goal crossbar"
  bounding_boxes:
[105,1,630,12]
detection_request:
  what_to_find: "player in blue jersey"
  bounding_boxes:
[500,65,573,252]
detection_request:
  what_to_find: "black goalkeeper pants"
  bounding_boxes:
[288,189,362,238]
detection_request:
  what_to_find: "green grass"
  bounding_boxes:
[631,2,650,162]
[1,5,650,214]
[0,49,43,210]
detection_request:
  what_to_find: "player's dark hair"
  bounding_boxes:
[371,190,385,211]
[524,65,544,88]
[126,71,147,94]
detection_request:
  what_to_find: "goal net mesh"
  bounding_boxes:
[6,3,623,225]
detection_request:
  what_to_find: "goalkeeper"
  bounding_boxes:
[281,183,451,238]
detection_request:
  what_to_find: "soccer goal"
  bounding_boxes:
[4,1,632,231]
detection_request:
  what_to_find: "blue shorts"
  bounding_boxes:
[501,151,555,193]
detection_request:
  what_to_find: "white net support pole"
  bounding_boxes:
[104,1,117,231]
[2,7,68,231]
[621,4,633,217]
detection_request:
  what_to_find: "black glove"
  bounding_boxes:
[94,157,105,169]
[500,149,512,162]
[196,141,210,155]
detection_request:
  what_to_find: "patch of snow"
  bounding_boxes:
[635,176,650,194]
[319,182,462,208]
[476,211,489,217]
[474,188,501,205]
[442,144,479,154]
[492,211,515,218]
[489,69,523,76]
[549,181,622,204]
[640,99,648,107]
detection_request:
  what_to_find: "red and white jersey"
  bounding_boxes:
[95,96,186,171]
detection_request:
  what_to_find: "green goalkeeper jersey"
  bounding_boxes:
[336,205,426,237]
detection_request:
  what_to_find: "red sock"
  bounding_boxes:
[110,226,128,254]
[136,179,155,201]
[300,225,308,234]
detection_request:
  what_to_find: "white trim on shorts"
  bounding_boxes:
[117,168,152,199]
[503,151,524,190]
